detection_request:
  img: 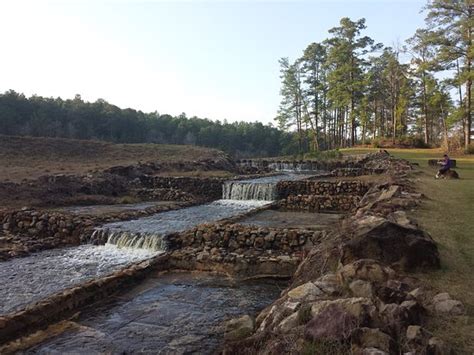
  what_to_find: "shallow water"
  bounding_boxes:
[0,245,158,315]
[27,272,285,354]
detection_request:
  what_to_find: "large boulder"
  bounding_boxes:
[340,217,440,270]
[351,327,395,354]
[432,293,465,316]
[224,315,255,341]
[304,304,359,341]
[337,259,396,284]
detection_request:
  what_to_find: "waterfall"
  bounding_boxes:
[222,181,277,201]
[107,232,165,251]
[90,228,166,252]
[268,161,317,172]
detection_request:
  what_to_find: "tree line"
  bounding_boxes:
[0,91,298,157]
[276,0,473,152]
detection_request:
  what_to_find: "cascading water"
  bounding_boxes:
[222,182,276,200]
[95,199,271,251]
[222,174,311,201]
[94,174,313,251]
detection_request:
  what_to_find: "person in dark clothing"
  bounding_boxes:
[436,154,452,179]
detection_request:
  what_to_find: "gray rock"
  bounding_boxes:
[224,314,254,341]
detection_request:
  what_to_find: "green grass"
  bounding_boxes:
[342,147,474,353]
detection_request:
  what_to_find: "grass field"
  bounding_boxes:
[342,147,474,353]
[0,135,225,182]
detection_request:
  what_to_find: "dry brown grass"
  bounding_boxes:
[0,135,224,182]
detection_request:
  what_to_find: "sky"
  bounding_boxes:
[0,0,427,125]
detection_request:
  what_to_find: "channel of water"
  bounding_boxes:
[25,272,286,354]
[2,172,318,351]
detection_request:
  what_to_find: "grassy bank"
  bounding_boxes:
[342,147,474,353]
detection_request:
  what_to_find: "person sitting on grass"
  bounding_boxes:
[436,154,452,179]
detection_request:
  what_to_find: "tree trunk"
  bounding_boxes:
[422,73,430,145]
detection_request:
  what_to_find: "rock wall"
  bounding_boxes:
[278,194,361,212]
[139,176,224,200]
[167,223,323,278]
[167,223,323,254]
[277,180,368,197]
[276,180,368,212]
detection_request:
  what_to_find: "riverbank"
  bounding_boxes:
[342,147,474,353]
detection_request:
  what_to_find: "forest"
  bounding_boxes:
[0,91,297,157]
[0,0,472,156]
[277,0,473,153]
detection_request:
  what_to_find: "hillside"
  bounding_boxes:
[0,135,228,183]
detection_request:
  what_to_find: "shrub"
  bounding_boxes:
[370,136,429,149]
[465,143,474,154]
[303,149,342,160]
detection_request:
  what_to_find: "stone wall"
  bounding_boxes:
[140,176,224,200]
[330,167,385,177]
[278,194,361,212]
[167,223,323,254]
[276,180,369,197]
[275,180,368,212]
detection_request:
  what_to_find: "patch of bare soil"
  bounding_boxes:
[0,135,226,183]
[0,135,234,209]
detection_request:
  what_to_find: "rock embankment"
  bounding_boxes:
[223,152,462,355]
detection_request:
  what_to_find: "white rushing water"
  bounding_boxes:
[97,199,271,251]
[0,244,159,315]
[222,174,311,201]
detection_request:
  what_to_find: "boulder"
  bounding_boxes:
[340,217,440,270]
[305,304,359,341]
[433,299,464,316]
[351,327,395,354]
[224,315,255,341]
[337,259,396,284]
[428,337,452,355]
[311,297,377,327]
[288,282,324,301]
[349,280,373,298]
[277,312,300,332]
